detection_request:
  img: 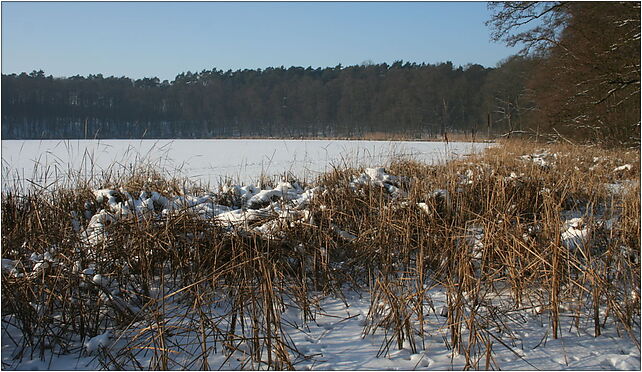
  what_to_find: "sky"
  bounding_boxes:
[1,1,519,81]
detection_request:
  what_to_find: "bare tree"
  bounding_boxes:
[486,2,570,56]
[488,1,640,146]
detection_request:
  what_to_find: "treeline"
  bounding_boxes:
[2,61,524,140]
[3,2,639,146]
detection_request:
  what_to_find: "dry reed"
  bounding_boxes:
[1,139,639,369]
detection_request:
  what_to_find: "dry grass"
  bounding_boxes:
[1,139,639,369]
[205,131,491,142]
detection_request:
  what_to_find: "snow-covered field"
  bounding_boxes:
[1,139,488,190]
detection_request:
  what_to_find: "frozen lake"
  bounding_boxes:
[1,139,490,190]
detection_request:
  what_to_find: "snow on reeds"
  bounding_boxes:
[1,140,639,370]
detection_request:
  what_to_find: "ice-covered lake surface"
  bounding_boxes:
[1,139,490,190]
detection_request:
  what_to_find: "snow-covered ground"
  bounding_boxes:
[3,288,639,370]
[1,139,489,190]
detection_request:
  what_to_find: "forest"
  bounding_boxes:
[1,61,519,140]
[2,2,639,146]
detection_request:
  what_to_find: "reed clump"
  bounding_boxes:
[2,140,639,369]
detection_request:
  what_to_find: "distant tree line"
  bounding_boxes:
[2,61,530,140]
[3,2,638,146]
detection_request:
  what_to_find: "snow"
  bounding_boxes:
[519,151,557,168]
[614,164,633,172]
[2,139,490,191]
[561,217,590,250]
[430,188,449,199]
[1,259,20,277]
[350,167,406,197]
[463,225,485,259]
[3,289,639,370]
[84,331,113,354]
[1,259,16,272]
[417,202,431,216]
[332,225,358,241]
[281,292,640,371]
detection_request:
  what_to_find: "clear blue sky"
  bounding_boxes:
[2,1,518,81]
